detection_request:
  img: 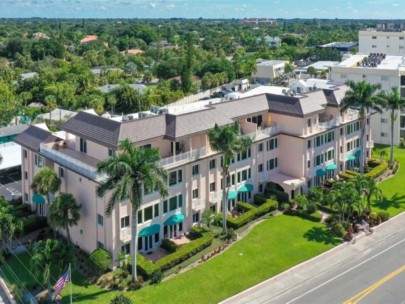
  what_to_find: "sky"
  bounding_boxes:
[1,0,405,19]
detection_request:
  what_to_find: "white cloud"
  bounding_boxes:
[149,2,156,8]
[393,3,400,7]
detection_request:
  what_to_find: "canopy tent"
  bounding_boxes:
[138,224,160,237]
[164,213,185,226]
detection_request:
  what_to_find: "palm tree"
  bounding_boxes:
[97,139,168,282]
[340,81,383,174]
[208,123,252,234]
[376,87,405,164]
[31,167,61,209]
[362,176,383,211]
[45,95,57,123]
[48,193,81,244]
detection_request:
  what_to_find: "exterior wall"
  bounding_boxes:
[359,31,405,55]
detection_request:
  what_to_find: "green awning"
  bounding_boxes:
[347,155,356,161]
[164,213,185,226]
[326,163,337,170]
[354,150,361,157]
[316,168,326,177]
[228,190,237,200]
[32,194,46,204]
[138,224,160,237]
[238,184,254,193]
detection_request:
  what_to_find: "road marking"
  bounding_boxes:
[343,265,405,304]
[286,237,405,304]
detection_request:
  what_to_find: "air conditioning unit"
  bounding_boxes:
[127,115,134,120]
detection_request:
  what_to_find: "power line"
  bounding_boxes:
[0,255,31,302]
[0,267,25,304]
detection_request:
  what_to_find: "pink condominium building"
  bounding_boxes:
[15,85,371,262]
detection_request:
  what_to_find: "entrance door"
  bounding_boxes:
[144,236,153,252]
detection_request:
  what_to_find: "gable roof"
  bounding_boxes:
[14,125,60,152]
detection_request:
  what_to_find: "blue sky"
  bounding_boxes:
[1,0,405,19]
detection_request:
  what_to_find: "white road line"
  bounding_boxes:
[286,237,405,304]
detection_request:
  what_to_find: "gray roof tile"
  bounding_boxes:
[14,126,59,151]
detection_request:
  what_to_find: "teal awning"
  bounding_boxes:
[32,194,46,204]
[228,190,237,200]
[347,155,356,161]
[164,213,185,226]
[326,163,337,170]
[139,224,160,237]
[238,184,253,193]
[354,150,361,157]
[316,168,326,177]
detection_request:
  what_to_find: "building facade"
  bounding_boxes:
[359,30,405,55]
[15,87,370,263]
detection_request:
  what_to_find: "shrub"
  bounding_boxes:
[150,270,163,285]
[127,280,143,291]
[253,194,267,206]
[300,211,323,222]
[324,179,335,187]
[226,209,256,229]
[20,216,47,235]
[377,211,390,222]
[345,170,360,176]
[338,172,354,180]
[331,222,346,238]
[365,161,388,178]
[236,201,255,212]
[368,159,382,167]
[11,203,32,217]
[256,199,278,217]
[161,239,179,253]
[89,249,112,274]
[266,189,289,203]
[134,254,155,280]
[224,228,237,241]
[188,225,205,239]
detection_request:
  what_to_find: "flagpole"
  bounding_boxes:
[69,263,73,304]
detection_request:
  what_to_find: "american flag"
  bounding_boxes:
[52,270,70,300]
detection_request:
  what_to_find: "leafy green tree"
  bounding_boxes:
[89,248,112,274]
[376,87,405,164]
[0,199,23,250]
[307,66,317,78]
[48,193,81,244]
[31,167,61,207]
[45,95,57,122]
[362,177,383,211]
[181,33,194,93]
[124,62,137,76]
[0,83,19,126]
[31,239,74,301]
[97,139,168,282]
[340,81,383,174]
[208,123,252,234]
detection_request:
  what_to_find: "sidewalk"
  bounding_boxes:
[220,211,405,304]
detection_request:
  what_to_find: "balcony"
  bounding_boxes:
[258,171,271,183]
[366,140,374,149]
[193,198,205,210]
[159,147,207,169]
[209,192,222,202]
[245,126,282,141]
[120,227,131,243]
[318,118,340,130]
[40,143,106,181]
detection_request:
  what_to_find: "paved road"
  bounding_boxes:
[221,212,405,304]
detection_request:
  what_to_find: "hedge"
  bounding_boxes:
[368,159,382,168]
[89,249,112,274]
[236,201,255,212]
[253,194,267,206]
[365,161,388,178]
[226,200,278,229]
[338,172,354,180]
[345,170,360,176]
[299,210,323,222]
[256,199,278,216]
[265,189,289,203]
[161,239,179,253]
[20,216,47,235]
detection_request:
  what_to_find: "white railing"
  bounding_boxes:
[193,198,205,209]
[318,118,340,129]
[159,147,207,168]
[258,171,271,183]
[120,227,131,243]
[209,192,222,202]
[366,140,374,149]
[245,126,282,140]
[40,144,106,181]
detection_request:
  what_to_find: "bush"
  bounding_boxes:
[300,211,323,222]
[256,199,278,217]
[236,201,255,212]
[368,159,382,167]
[338,172,354,180]
[89,249,112,274]
[224,228,237,241]
[161,239,179,253]
[150,269,163,285]
[20,216,48,236]
[345,170,360,176]
[365,161,388,178]
[11,203,32,217]
[127,280,143,291]
[253,194,267,206]
[110,295,134,304]
[265,189,289,203]
[226,209,256,229]
[134,254,155,280]
[378,211,390,222]
[331,222,346,238]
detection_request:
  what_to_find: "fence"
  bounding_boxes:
[168,86,223,107]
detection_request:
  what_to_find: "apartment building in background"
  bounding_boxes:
[359,30,405,55]
[15,86,370,263]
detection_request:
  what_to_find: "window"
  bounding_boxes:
[307,160,311,168]
[267,158,278,170]
[24,193,28,202]
[121,243,130,255]
[372,36,377,39]
[154,204,159,217]
[315,134,324,147]
[381,132,388,137]
[340,128,343,135]
[258,163,263,172]
[144,206,153,221]
[381,118,388,123]
[193,188,199,199]
[108,148,114,157]
[372,45,377,48]
[79,137,87,153]
[34,154,43,167]
[266,138,278,151]
[97,214,104,226]
[209,159,216,170]
[138,210,143,223]
[307,180,312,188]
[210,182,216,192]
[400,37,404,40]
[381,76,389,81]
[237,148,251,161]
[121,216,130,228]
[258,184,263,192]
[169,196,177,210]
[193,212,200,224]
[315,154,324,166]
[307,119,311,127]
[155,233,159,243]
[340,73,347,79]
[258,143,263,152]
[164,194,183,213]
[97,241,104,249]
[24,171,28,180]
[192,165,199,176]
[59,167,64,178]
[307,140,311,149]
[24,149,27,158]
[169,169,182,186]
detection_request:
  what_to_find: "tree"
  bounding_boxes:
[31,239,74,301]
[376,87,405,164]
[362,176,383,211]
[45,95,57,123]
[124,62,137,76]
[181,33,194,93]
[340,81,383,174]
[97,139,168,282]
[31,167,61,208]
[0,83,19,126]
[0,199,23,250]
[208,123,252,234]
[111,295,133,304]
[48,193,81,244]
[307,66,317,78]
[107,94,117,115]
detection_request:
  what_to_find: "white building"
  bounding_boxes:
[252,60,288,84]
[331,53,405,145]
[359,30,405,55]
[290,79,340,94]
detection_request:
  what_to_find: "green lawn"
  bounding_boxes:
[372,145,405,216]
[1,216,339,304]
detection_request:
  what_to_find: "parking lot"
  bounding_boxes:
[0,167,22,201]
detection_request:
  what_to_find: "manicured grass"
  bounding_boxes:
[372,145,405,216]
[1,216,339,304]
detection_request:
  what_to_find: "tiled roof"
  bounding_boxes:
[119,115,167,143]
[0,124,29,138]
[14,125,59,151]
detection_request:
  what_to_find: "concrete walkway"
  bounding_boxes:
[220,211,405,304]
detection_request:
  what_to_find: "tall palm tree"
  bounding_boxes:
[97,139,168,282]
[340,81,383,174]
[31,167,61,209]
[208,123,252,234]
[48,193,81,244]
[362,176,383,211]
[376,87,405,164]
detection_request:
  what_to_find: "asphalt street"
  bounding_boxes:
[221,212,405,304]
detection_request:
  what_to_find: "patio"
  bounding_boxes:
[143,236,191,263]
[171,235,191,246]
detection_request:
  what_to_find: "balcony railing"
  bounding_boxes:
[318,118,340,130]
[159,147,207,168]
[40,144,106,181]
[209,192,222,202]
[245,126,282,140]
[120,227,131,243]
[366,140,374,149]
[193,198,205,209]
